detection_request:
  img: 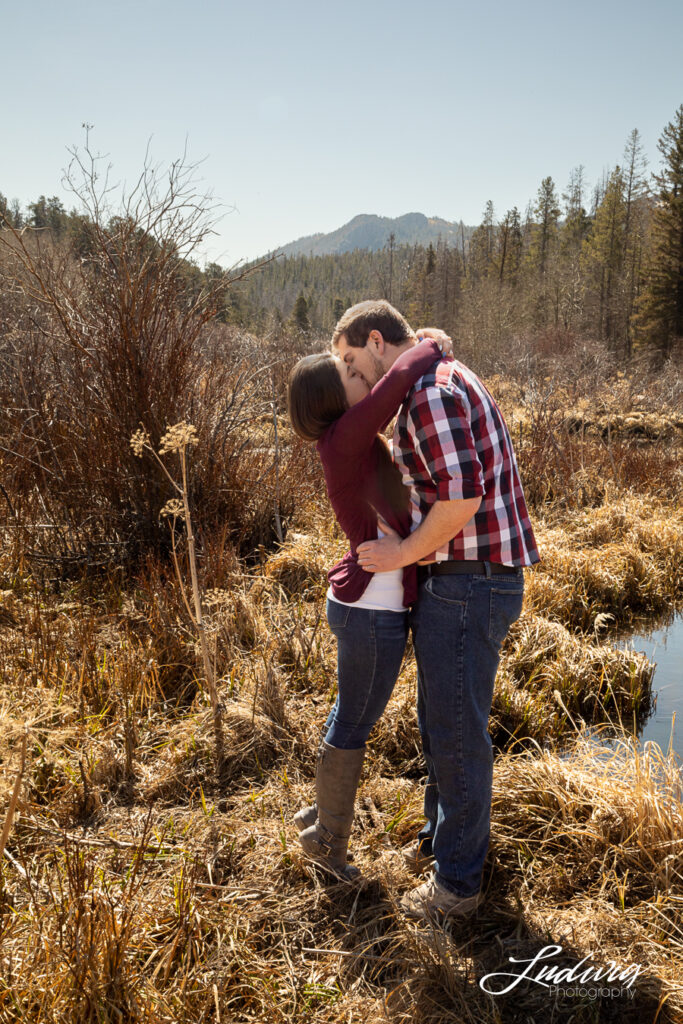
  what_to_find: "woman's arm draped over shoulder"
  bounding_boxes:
[329,339,443,455]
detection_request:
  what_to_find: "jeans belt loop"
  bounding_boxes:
[484,560,491,579]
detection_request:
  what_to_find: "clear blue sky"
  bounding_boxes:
[2,0,681,266]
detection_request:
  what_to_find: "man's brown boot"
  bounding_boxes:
[298,740,366,879]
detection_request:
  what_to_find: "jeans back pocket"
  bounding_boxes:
[326,598,351,630]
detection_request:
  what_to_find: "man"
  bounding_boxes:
[333,299,540,922]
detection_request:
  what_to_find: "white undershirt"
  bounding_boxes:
[327,527,405,612]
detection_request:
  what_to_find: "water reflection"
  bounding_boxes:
[619,609,683,761]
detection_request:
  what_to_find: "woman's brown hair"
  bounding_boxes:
[287,352,348,441]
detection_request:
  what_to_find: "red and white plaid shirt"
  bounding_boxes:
[392,357,540,566]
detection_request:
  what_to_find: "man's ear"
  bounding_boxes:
[368,329,385,356]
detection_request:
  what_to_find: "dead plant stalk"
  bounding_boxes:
[0,730,27,867]
[131,422,224,771]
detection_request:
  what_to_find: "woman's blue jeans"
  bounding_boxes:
[322,597,409,749]
[409,568,525,898]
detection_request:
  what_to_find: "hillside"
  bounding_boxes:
[270,212,474,257]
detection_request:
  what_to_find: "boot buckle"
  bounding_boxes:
[316,822,336,854]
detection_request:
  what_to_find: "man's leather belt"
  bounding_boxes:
[417,560,522,579]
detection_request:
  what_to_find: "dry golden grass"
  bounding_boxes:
[262,530,344,599]
[563,408,683,442]
[492,612,654,747]
[490,371,683,445]
[527,493,683,631]
[1,410,682,1021]
[488,733,683,1016]
[2,696,682,1022]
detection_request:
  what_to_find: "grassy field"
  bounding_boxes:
[1,356,682,1023]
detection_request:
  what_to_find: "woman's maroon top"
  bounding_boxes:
[316,339,442,608]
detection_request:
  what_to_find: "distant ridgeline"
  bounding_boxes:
[222,114,683,364]
[227,213,475,338]
[221,212,475,337]
[3,110,683,361]
[272,212,472,258]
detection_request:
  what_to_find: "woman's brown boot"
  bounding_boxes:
[294,803,317,831]
[294,736,324,831]
[298,740,366,879]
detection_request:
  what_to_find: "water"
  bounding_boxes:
[621,610,683,761]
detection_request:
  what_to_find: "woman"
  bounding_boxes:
[287,333,448,878]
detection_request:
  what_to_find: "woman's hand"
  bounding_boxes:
[416,327,453,357]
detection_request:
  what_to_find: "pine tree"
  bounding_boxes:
[509,208,524,283]
[28,195,68,236]
[525,178,561,327]
[387,232,395,303]
[467,201,495,283]
[495,208,523,284]
[529,177,561,277]
[291,291,311,334]
[623,130,648,246]
[562,166,591,250]
[558,168,590,330]
[425,242,436,275]
[590,171,609,218]
[633,107,683,359]
[420,243,437,322]
[581,166,627,347]
[621,129,649,355]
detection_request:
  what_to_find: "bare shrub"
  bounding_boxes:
[489,333,683,509]
[0,138,282,576]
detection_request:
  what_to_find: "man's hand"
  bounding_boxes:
[357,520,405,573]
[358,497,482,573]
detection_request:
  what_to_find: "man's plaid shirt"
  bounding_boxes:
[392,356,540,566]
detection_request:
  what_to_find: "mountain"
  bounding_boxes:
[269,213,473,258]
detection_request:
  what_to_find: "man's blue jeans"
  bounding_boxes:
[322,597,409,749]
[409,567,524,897]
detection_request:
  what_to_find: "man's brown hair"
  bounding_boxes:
[287,352,347,441]
[332,299,415,349]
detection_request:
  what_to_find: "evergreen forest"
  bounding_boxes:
[3,108,683,371]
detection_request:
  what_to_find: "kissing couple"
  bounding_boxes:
[287,299,539,923]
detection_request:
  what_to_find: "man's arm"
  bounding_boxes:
[359,371,485,572]
[356,497,482,573]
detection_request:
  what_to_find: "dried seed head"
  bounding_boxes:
[159,498,185,519]
[204,588,232,607]
[159,422,199,455]
[130,427,151,457]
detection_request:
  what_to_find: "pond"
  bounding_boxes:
[620,610,683,762]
